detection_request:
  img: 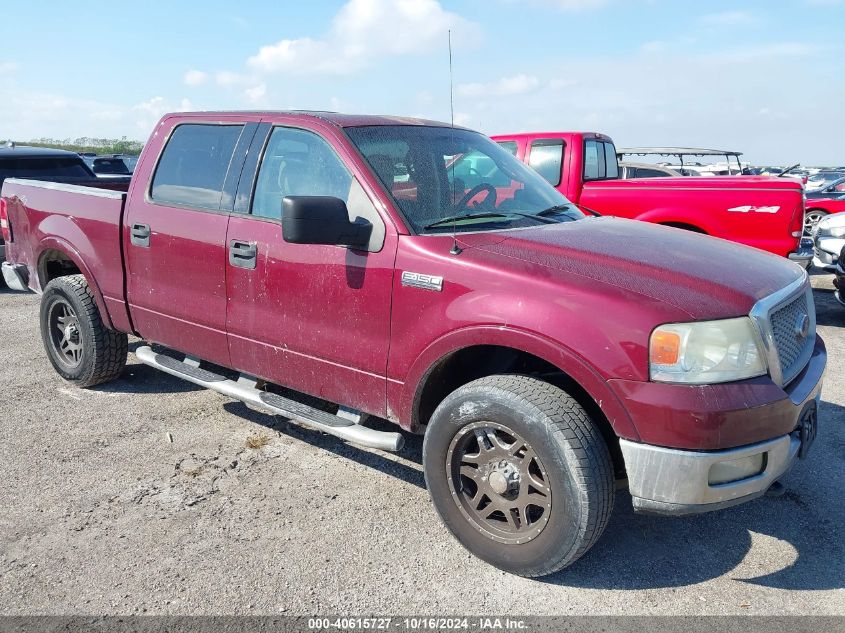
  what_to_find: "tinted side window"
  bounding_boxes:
[251,126,385,252]
[584,139,618,180]
[252,127,353,220]
[583,140,603,180]
[496,141,518,156]
[528,139,564,186]
[151,124,244,210]
[604,142,619,178]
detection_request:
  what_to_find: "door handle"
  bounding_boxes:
[229,239,257,269]
[130,223,151,247]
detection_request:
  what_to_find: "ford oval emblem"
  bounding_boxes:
[795,313,810,340]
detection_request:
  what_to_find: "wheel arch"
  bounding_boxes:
[400,327,639,474]
[35,238,114,330]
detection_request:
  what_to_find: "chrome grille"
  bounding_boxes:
[769,293,810,381]
[750,275,815,387]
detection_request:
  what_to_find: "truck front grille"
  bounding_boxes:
[769,292,812,384]
[750,275,815,387]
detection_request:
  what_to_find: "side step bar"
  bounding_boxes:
[134,346,404,452]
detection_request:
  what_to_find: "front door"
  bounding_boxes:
[125,118,258,366]
[225,123,397,416]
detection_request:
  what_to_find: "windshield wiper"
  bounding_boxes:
[537,203,601,218]
[423,211,554,230]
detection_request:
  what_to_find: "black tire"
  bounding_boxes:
[39,274,127,387]
[423,375,614,577]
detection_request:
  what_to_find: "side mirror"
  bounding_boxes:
[282,196,372,248]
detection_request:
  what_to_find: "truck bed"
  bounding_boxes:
[1,178,128,327]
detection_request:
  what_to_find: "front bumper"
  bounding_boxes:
[812,236,844,271]
[788,237,814,269]
[616,337,825,516]
[621,433,803,516]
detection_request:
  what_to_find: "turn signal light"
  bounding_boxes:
[650,330,681,365]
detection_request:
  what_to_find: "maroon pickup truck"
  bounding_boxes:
[1,112,826,577]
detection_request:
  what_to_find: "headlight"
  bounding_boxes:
[649,317,768,384]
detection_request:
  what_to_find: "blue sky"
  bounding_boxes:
[1,0,843,164]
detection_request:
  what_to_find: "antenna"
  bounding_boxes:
[448,29,462,256]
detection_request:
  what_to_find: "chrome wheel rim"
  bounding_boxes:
[804,211,826,235]
[446,421,552,544]
[48,300,83,368]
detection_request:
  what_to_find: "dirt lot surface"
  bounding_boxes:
[1,274,843,616]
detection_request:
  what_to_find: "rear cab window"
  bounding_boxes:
[583,138,619,181]
[150,123,244,211]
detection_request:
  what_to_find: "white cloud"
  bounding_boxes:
[700,11,759,27]
[183,70,208,86]
[244,83,267,103]
[0,61,18,74]
[216,70,248,87]
[526,0,609,10]
[133,96,193,133]
[247,0,479,75]
[457,74,540,98]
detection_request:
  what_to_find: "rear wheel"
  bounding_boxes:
[423,375,614,577]
[40,275,127,387]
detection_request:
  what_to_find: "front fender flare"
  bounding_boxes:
[398,325,639,441]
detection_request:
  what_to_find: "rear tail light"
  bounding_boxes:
[0,198,11,243]
[789,195,806,238]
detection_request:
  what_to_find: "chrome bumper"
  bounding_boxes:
[1,261,29,291]
[620,435,802,516]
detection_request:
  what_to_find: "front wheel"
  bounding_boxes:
[423,375,614,577]
[40,274,128,387]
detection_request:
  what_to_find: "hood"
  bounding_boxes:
[460,217,804,320]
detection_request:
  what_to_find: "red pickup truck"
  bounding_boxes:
[1,112,826,577]
[491,132,811,264]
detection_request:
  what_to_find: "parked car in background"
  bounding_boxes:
[1,111,826,577]
[618,147,747,176]
[805,170,845,191]
[619,162,696,179]
[812,210,845,274]
[805,196,845,236]
[807,176,845,200]
[492,132,810,265]
[0,145,129,287]
[92,155,132,176]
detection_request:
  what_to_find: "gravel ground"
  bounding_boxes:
[0,274,843,616]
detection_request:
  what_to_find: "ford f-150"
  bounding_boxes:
[1,112,826,577]
[492,132,811,265]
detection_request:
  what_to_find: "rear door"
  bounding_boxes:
[224,120,397,416]
[124,117,259,366]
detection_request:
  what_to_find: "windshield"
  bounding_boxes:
[345,125,583,233]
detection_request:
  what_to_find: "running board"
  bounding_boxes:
[134,346,404,452]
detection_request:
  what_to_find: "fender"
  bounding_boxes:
[397,325,639,441]
[633,207,711,234]
[35,236,115,330]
